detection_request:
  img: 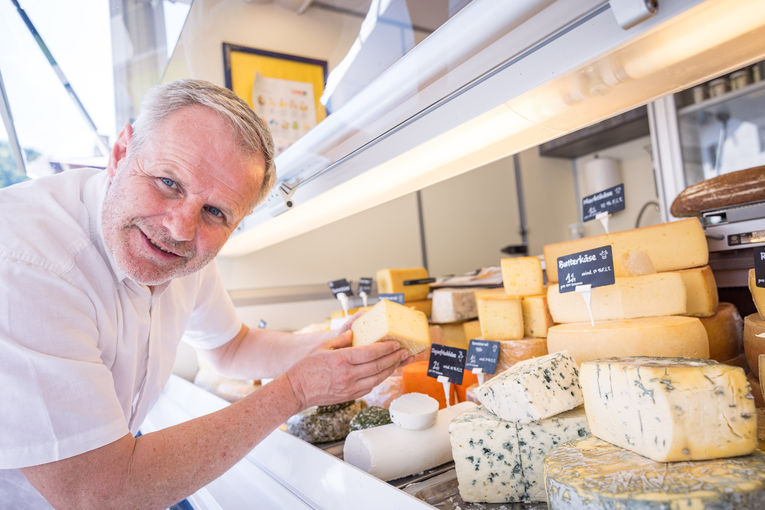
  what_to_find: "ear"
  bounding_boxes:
[107,123,134,181]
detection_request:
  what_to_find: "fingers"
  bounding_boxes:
[322,330,353,350]
[343,340,403,365]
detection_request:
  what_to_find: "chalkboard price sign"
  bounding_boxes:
[557,245,615,294]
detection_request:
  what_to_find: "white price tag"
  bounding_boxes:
[576,284,595,326]
[596,211,610,234]
[437,376,451,407]
[336,292,349,317]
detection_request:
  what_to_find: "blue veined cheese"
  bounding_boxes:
[448,406,589,503]
[476,351,582,424]
[545,436,765,510]
[580,356,756,462]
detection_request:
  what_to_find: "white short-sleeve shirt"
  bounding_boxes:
[0,168,241,506]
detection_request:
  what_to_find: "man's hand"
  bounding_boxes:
[285,331,408,410]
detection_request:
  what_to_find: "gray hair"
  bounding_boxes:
[130,79,275,209]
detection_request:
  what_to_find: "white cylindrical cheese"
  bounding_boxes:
[343,401,476,481]
[388,393,438,430]
[546,316,709,365]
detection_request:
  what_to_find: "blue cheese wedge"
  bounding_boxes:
[476,351,582,424]
[545,436,765,509]
[449,406,588,503]
[580,356,756,462]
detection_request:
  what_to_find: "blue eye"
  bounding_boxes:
[160,177,176,188]
[205,205,223,218]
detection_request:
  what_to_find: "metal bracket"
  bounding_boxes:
[609,0,657,30]
[266,177,301,216]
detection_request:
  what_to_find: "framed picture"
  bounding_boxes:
[222,42,328,155]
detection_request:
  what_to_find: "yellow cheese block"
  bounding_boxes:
[521,295,553,338]
[580,357,756,462]
[462,320,482,342]
[477,295,523,340]
[546,273,686,323]
[432,322,468,349]
[473,288,506,301]
[545,436,765,509]
[748,268,765,318]
[351,299,430,355]
[546,316,709,365]
[406,299,432,318]
[543,218,708,283]
[500,257,544,296]
[677,265,719,317]
[495,337,548,374]
[699,302,742,362]
[376,267,430,302]
[744,312,765,375]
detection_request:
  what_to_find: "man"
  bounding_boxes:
[0,79,409,508]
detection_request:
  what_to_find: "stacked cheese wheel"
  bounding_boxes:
[448,351,588,503]
[746,268,765,403]
[544,356,763,508]
[543,218,744,366]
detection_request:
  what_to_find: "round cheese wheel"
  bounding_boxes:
[700,302,743,362]
[495,337,548,373]
[389,392,439,430]
[546,316,709,365]
[744,312,765,375]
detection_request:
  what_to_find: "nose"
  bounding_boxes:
[163,203,198,241]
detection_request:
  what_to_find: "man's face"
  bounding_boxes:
[102,105,265,286]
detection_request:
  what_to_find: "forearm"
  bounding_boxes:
[24,374,302,510]
[201,325,336,380]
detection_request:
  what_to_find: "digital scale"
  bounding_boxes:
[701,199,765,288]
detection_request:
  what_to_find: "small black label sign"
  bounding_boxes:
[403,277,436,286]
[465,339,500,374]
[427,344,466,385]
[378,293,405,304]
[755,247,765,288]
[328,279,353,297]
[582,184,625,222]
[358,277,373,295]
[557,245,615,294]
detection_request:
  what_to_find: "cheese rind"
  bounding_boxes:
[476,351,582,424]
[749,268,765,318]
[521,295,553,338]
[580,356,756,462]
[543,218,708,283]
[431,287,478,323]
[477,295,523,340]
[546,273,687,323]
[700,302,742,362]
[495,337,548,374]
[343,401,476,481]
[376,267,430,302]
[677,265,718,317]
[744,312,765,375]
[449,406,588,503]
[462,320,482,342]
[500,257,544,296]
[546,316,709,365]
[545,436,765,510]
[351,299,430,355]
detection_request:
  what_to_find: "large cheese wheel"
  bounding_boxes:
[744,312,765,375]
[343,401,476,481]
[677,265,718,317]
[401,360,455,409]
[580,357,756,462]
[748,268,765,318]
[699,302,742,362]
[546,316,709,365]
[545,436,765,509]
[543,218,707,283]
[546,273,687,323]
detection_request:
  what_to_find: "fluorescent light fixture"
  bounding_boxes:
[221,0,765,256]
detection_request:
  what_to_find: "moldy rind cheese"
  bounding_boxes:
[545,436,765,510]
[580,357,756,462]
[449,406,588,503]
[546,272,687,323]
[431,287,479,323]
[543,218,707,283]
[351,299,430,355]
[476,351,582,424]
[546,316,709,365]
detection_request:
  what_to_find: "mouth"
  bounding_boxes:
[140,230,184,259]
